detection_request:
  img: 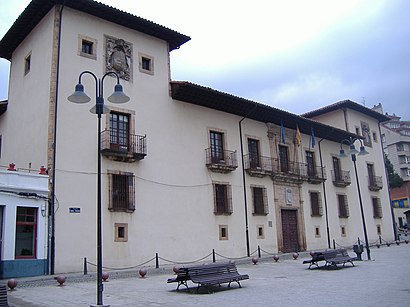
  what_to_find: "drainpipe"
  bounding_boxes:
[378,123,398,240]
[239,105,258,257]
[318,138,331,248]
[49,2,65,275]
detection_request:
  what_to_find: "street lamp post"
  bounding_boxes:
[68,71,129,306]
[339,137,371,261]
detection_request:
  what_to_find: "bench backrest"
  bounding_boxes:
[179,262,238,278]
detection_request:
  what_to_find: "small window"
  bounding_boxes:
[310,191,323,217]
[372,197,383,218]
[337,194,349,218]
[82,40,93,55]
[114,223,128,242]
[213,183,233,215]
[139,53,154,75]
[78,35,97,60]
[24,53,31,75]
[219,225,228,240]
[355,127,360,135]
[376,224,382,235]
[372,131,378,143]
[257,226,265,239]
[315,226,320,238]
[341,225,346,237]
[108,172,135,212]
[252,186,268,215]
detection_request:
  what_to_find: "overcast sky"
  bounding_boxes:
[0,0,409,119]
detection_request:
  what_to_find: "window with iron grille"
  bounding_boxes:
[109,172,135,212]
[110,112,130,151]
[309,191,323,216]
[372,197,383,218]
[337,194,349,218]
[252,186,268,215]
[213,183,232,215]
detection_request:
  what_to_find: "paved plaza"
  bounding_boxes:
[3,244,410,306]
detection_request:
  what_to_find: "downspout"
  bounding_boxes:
[378,123,398,240]
[239,105,258,257]
[318,138,331,248]
[49,2,65,275]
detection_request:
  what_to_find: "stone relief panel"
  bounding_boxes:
[105,35,132,81]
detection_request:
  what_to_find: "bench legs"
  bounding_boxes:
[228,280,242,288]
[176,280,189,291]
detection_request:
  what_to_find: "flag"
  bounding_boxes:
[280,121,285,144]
[295,125,301,147]
[311,128,315,148]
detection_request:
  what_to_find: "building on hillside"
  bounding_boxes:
[372,103,410,228]
[0,165,49,278]
[0,0,394,277]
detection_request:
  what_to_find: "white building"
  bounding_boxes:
[0,166,49,278]
[0,0,394,276]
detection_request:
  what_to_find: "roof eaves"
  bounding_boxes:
[0,0,190,60]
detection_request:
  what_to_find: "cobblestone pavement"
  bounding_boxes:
[3,244,410,306]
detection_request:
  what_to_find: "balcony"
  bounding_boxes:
[368,175,383,191]
[270,158,306,183]
[331,170,351,187]
[100,130,147,162]
[243,154,273,177]
[205,148,238,173]
[305,165,327,184]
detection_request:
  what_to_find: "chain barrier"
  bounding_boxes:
[86,256,156,270]
[158,252,213,265]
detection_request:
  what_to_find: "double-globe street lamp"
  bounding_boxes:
[68,71,130,306]
[339,136,371,261]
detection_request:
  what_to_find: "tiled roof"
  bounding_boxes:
[302,99,391,123]
[0,0,191,60]
[171,81,358,144]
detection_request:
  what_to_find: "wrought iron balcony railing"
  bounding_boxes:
[305,165,327,184]
[243,154,273,177]
[205,148,238,173]
[331,170,351,187]
[368,175,383,191]
[100,130,147,162]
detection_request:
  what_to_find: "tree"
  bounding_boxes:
[385,154,404,188]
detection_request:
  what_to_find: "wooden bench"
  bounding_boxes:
[323,249,356,268]
[167,262,249,292]
[303,248,356,269]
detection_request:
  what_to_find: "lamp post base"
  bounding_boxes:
[90,304,110,307]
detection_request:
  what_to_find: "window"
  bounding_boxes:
[337,194,349,218]
[248,138,260,168]
[355,126,360,135]
[252,186,268,215]
[306,151,316,177]
[24,53,31,75]
[110,112,130,151]
[139,53,154,75]
[78,35,97,60]
[315,226,320,238]
[213,183,232,215]
[367,163,376,186]
[376,224,382,235]
[108,171,135,212]
[257,225,264,239]
[278,145,289,172]
[341,225,346,237]
[210,131,225,163]
[114,223,128,242]
[219,225,228,240]
[332,156,341,181]
[309,191,322,216]
[372,131,378,143]
[82,40,93,54]
[15,207,37,258]
[372,197,383,218]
